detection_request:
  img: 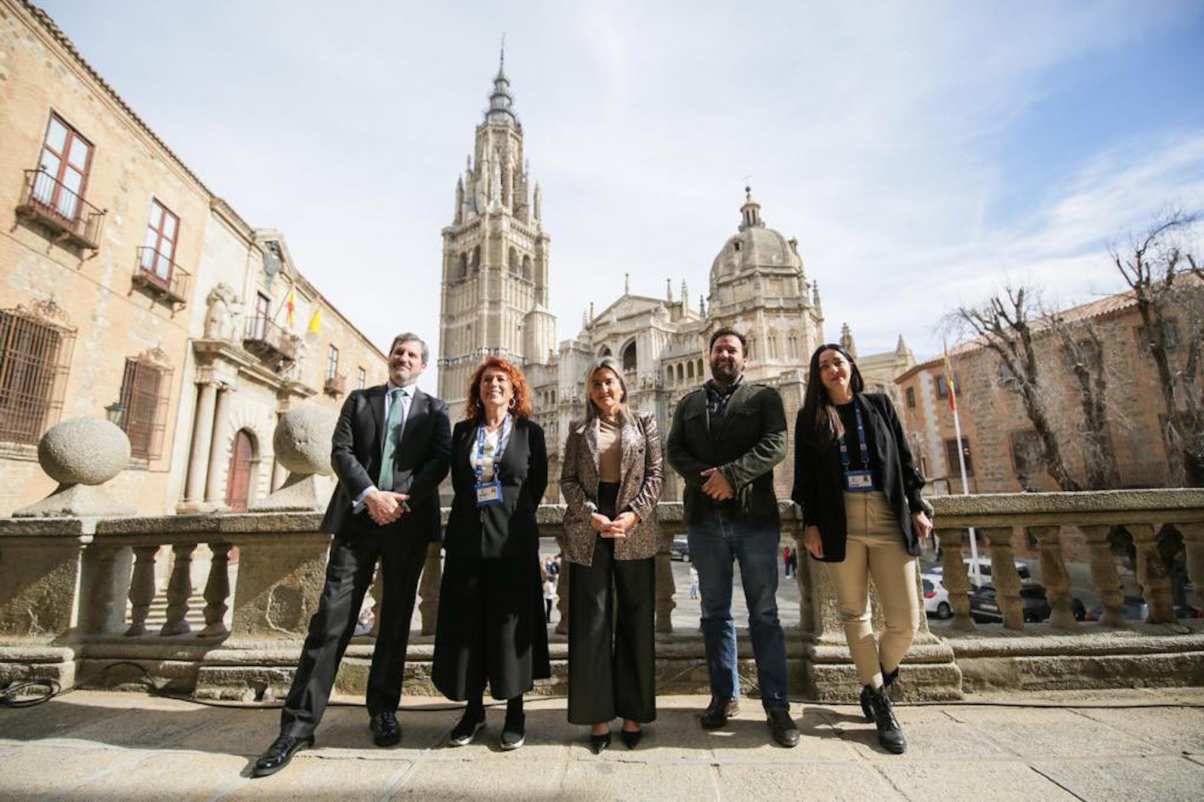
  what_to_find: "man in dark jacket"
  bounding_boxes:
[253,333,451,777]
[666,328,798,748]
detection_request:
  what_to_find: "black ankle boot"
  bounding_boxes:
[866,685,906,754]
[881,664,900,689]
[859,685,874,722]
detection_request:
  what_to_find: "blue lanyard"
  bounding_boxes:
[474,415,511,482]
[838,403,870,471]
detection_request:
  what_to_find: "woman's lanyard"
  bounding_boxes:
[840,402,877,492]
[474,415,511,507]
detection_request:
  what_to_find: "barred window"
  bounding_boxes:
[357,366,366,390]
[0,308,74,445]
[945,437,973,477]
[905,386,916,408]
[326,345,339,381]
[119,357,171,460]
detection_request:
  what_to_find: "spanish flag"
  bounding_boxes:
[307,307,321,335]
[942,344,958,413]
[286,290,296,327]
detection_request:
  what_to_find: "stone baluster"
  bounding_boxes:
[125,545,159,636]
[936,528,974,630]
[160,543,197,636]
[984,527,1024,630]
[80,545,131,635]
[1079,525,1124,626]
[1131,523,1176,624]
[655,549,676,634]
[418,542,442,636]
[1029,525,1076,628]
[555,563,570,636]
[199,543,232,637]
[1183,523,1204,611]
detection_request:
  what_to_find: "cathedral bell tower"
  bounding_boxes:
[437,49,556,421]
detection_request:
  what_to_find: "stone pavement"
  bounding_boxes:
[1,688,1202,801]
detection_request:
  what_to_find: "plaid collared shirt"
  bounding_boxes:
[704,375,743,420]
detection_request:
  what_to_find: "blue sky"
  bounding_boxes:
[36,1,1204,379]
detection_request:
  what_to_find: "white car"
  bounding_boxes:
[921,574,952,619]
[929,559,1032,588]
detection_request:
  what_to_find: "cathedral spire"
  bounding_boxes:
[739,185,764,231]
[486,39,517,124]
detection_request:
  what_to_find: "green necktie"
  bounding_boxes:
[378,387,408,490]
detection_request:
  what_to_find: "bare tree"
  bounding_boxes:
[948,285,1083,491]
[1112,212,1204,486]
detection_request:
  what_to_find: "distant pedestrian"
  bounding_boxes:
[782,546,793,577]
[688,566,700,599]
[543,576,557,623]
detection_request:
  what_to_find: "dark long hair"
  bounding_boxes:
[799,343,864,448]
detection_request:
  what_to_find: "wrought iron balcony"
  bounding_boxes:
[15,168,106,250]
[323,373,347,397]
[132,248,191,309]
[242,316,297,370]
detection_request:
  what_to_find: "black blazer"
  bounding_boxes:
[444,417,548,559]
[790,392,926,562]
[666,381,788,526]
[320,384,452,540]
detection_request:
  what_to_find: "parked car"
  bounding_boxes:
[1086,595,1149,623]
[922,574,952,619]
[927,559,1032,588]
[969,583,1052,623]
[670,536,690,562]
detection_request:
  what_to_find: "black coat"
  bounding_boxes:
[666,380,788,526]
[320,385,451,540]
[790,392,926,562]
[445,417,548,559]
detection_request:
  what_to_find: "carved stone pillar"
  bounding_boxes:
[936,528,975,631]
[1080,525,1124,626]
[199,542,231,637]
[1183,522,1204,611]
[418,542,442,636]
[184,382,218,506]
[1029,525,1076,628]
[80,544,131,635]
[161,543,197,636]
[1132,523,1176,624]
[655,550,676,634]
[984,527,1024,630]
[203,386,234,506]
[125,545,159,636]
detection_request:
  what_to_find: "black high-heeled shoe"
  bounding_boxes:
[589,731,611,754]
[619,728,643,750]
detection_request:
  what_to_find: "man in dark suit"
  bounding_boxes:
[253,333,451,777]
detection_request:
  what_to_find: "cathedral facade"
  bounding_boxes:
[436,58,914,501]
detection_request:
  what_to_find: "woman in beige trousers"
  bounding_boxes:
[791,344,933,754]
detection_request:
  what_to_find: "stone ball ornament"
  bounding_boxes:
[273,405,336,476]
[38,417,131,486]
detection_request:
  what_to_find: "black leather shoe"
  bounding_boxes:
[766,708,799,748]
[619,727,642,750]
[370,711,401,747]
[866,685,906,754]
[700,697,738,730]
[859,684,875,722]
[589,731,611,754]
[447,709,486,747]
[252,734,313,777]
[500,712,526,751]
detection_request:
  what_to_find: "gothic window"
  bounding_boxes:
[522,255,532,281]
[676,363,684,383]
[622,341,637,373]
[472,246,481,270]
[666,366,673,385]
[0,308,73,445]
[697,359,703,377]
[119,356,171,461]
[508,247,519,275]
[457,252,469,280]
[686,361,694,379]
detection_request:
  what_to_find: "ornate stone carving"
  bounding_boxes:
[203,283,239,340]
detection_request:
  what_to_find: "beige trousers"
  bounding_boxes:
[824,491,920,686]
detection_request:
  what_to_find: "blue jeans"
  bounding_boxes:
[687,512,789,711]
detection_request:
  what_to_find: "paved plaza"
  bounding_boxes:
[1,687,1202,801]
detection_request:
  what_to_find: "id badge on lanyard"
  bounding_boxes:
[841,403,877,493]
[474,417,509,508]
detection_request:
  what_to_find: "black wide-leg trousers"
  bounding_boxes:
[281,521,428,738]
[567,535,656,725]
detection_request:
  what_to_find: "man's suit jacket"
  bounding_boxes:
[444,416,547,559]
[559,412,663,565]
[320,384,452,540]
[790,392,926,562]
[666,380,788,526]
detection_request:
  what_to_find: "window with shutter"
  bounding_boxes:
[944,437,973,477]
[119,357,170,460]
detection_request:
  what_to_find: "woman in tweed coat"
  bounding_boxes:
[560,357,664,753]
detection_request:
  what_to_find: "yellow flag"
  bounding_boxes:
[307,307,321,334]
[286,289,296,327]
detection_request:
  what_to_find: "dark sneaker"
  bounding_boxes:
[866,685,906,754]
[700,697,739,730]
[447,709,486,747]
[500,711,526,751]
[766,708,799,748]
[252,734,313,777]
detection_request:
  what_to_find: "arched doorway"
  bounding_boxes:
[225,429,256,512]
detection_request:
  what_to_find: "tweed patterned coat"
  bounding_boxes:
[559,411,664,566]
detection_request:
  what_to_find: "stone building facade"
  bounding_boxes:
[437,59,914,500]
[0,0,387,516]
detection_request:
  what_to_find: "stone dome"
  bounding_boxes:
[710,189,802,281]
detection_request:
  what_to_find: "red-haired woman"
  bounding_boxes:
[433,357,550,751]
